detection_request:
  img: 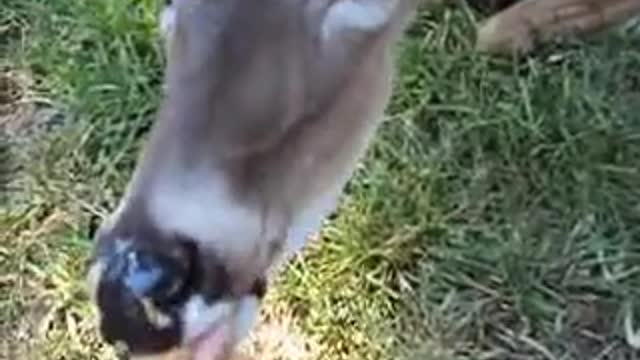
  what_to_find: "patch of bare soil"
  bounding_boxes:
[560,297,632,360]
[0,69,65,143]
[0,69,27,203]
[0,69,34,133]
[0,69,65,206]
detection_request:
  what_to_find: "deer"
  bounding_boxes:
[85,1,419,359]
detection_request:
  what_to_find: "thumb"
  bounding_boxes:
[192,325,233,360]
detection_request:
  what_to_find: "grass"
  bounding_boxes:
[2,1,640,360]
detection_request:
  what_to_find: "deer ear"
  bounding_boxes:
[321,0,399,39]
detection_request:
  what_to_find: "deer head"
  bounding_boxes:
[86,1,417,359]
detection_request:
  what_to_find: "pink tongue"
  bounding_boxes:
[192,325,230,360]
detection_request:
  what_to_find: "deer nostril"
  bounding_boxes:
[121,250,189,305]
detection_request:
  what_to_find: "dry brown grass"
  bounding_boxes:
[239,300,324,360]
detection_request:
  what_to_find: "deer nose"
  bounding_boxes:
[95,244,194,355]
